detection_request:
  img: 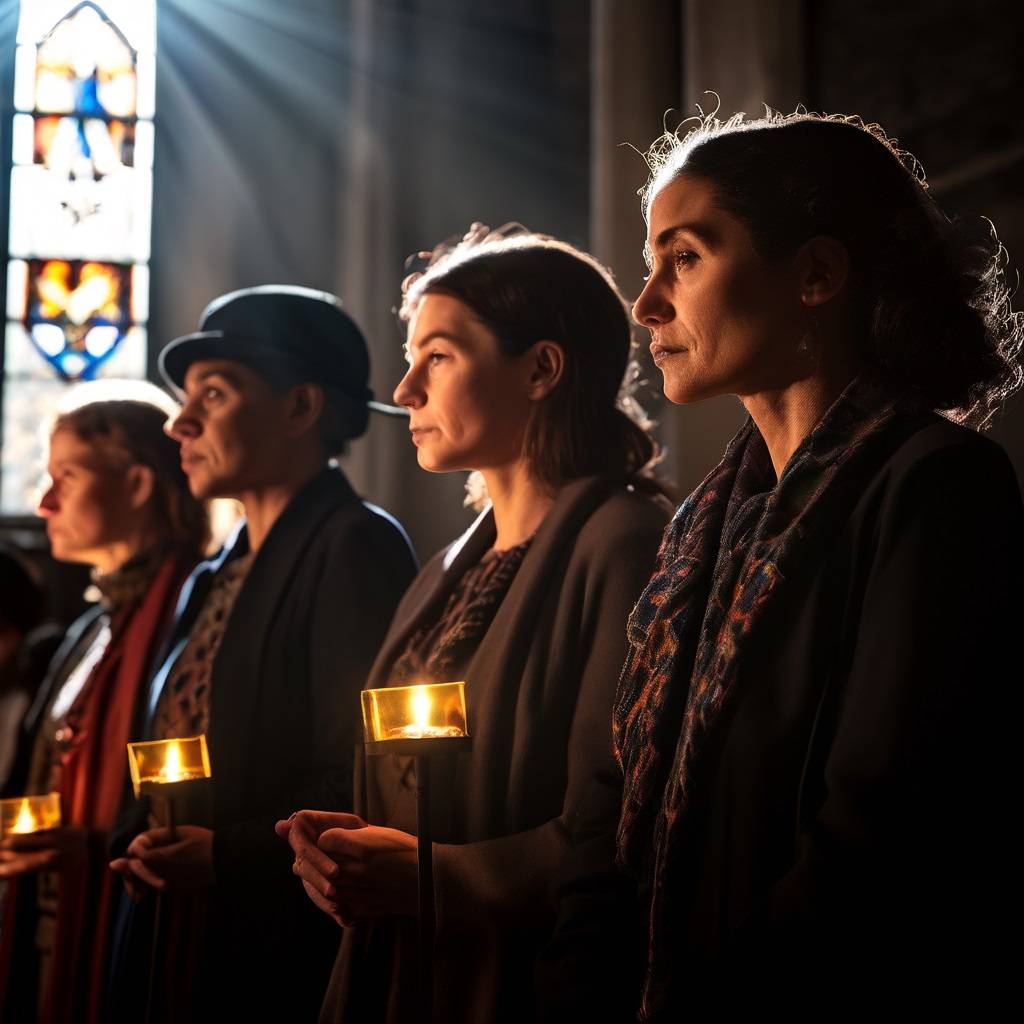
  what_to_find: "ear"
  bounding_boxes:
[524,340,565,402]
[793,235,850,308]
[283,383,325,439]
[125,464,155,512]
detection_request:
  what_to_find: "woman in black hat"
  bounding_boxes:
[279,226,673,1023]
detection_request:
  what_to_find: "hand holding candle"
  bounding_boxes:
[0,794,67,879]
[112,736,215,896]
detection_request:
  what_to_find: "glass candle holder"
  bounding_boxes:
[361,681,470,755]
[127,734,211,797]
[0,792,61,837]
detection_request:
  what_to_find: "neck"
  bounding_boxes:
[481,459,555,551]
[91,528,159,576]
[740,355,863,482]
[239,456,325,553]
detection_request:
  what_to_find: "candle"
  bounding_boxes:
[0,792,61,837]
[127,735,212,798]
[362,681,469,747]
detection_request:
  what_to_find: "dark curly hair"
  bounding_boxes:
[401,224,669,496]
[641,109,1023,429]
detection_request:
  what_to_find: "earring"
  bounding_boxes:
[797,310,822,363]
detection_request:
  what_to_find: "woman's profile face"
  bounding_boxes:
[394,292,535,474]
[37,428,137,566]
[633,172,806,404]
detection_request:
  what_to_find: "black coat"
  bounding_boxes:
[109,468,417,1023]
[550,419,1024,1019]
[322,477,670,1024]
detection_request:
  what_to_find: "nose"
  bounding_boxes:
[166,404,200,441]
[37,482,58,517]
[393,364,424,410]
[632,273,674,329]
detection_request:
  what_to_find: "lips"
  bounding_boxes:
[650,341,688,365]
[180,450,206,470]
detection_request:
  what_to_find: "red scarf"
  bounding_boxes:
[0,551,193,1024]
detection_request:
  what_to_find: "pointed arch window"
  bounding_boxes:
[2,0,156,511]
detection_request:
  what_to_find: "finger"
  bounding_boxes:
[0,849,58,878]
[273,817,294,840]
[292,810,368,837]
[126,827,178,858]
[126,857,166,891]
[134,839,186,865]
[300,879,345,926]
[316,828,373,870]
[292,853,342,902]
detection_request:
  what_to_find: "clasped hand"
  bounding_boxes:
[275,811,418,927]
[109,824,214,900]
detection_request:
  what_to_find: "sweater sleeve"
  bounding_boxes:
[431,508,663,934]
[730,436,1024,988]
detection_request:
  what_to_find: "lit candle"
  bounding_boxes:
[126,735,212,798]
[0,793,61,837]
[160,740,187,782]
[382,685,465,739]
[11,798,37,834]
[362,681,469,747]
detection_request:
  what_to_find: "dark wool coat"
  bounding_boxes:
[108,468,417,1023]
[550,418,1024,1020]
[320,476,671,1024]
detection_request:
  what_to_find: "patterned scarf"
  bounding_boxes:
[613,374,934,1018]
[391,538,532,684]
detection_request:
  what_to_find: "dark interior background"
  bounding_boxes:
[1,0,1022,627]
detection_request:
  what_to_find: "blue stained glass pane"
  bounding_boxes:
[23,259,132,381]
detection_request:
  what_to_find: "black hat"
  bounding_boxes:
[158,285,405,438]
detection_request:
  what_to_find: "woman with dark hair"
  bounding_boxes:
[0,382,206,1024]
[278,225,672,1022]
[610,111,1023,1017]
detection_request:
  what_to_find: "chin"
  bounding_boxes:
[661,373,723,406]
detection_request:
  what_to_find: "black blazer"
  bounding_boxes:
[117,467,417,1022]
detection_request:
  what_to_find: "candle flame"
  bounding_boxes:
[161,740,185,782]
[411,687,431,730]
[11,797,38,834]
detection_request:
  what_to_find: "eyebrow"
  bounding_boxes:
[406,329,472,355]
[651,221,719,253]
[185,366,242,391]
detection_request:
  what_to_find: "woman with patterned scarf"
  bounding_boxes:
[277,226,674,1023]
[604,111,1024,1019]
[0,383,206,1023]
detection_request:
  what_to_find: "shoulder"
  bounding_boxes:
[318,493,416,564]
[564,485,671,586]
[883,416,1015,478]
[574,486,671,555]
[865,416,1020,516]
[847,416,1023,566]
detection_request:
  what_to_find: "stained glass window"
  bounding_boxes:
[2,0,156,512]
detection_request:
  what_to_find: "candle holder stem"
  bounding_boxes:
[166,794,177,843]
[415,754,434,1023]
[145,891,163,1024]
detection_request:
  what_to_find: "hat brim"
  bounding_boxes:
[158,330,287,391]
[159,330,409,419]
